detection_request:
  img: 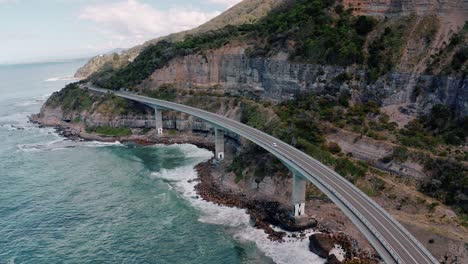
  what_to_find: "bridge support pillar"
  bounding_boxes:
[292,173,307,219]
[154,108,163,135]
[215,128,224,161]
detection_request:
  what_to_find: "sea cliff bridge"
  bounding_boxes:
[88,85,438,264]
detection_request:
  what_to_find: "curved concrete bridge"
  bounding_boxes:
[88,86,438,264]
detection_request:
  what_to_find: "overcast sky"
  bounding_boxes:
[0,0,242,64]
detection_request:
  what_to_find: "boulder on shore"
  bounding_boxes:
[309,233,337,259]
[309,232,381,263]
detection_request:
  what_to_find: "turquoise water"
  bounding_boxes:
[0,61,322,264]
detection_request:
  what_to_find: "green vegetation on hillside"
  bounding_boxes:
[249,1,376,66]
[86,126,132,136]
[367,17,412,81]
[90,0,378,89]
[220,90,466,212]
[47,83,94,112]
[234,91,369,184]
[421,158,468,213]
[427,22,468,75]
[144,85,178,101]
[399,105,468,148]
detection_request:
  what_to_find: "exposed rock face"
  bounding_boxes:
[343,0,468,17]
[140,45,468,117]
[309,233,337,259]
[308,233,369,263]
[32,104,217,134]
[367,73,468,116]
[31,88,245,138]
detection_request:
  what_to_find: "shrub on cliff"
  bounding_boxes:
[367,18,412,81]
[421,158,468,214]
[86,126,132,137]
[47,83,93,113]
[399,105,468,147]
[47,83,150,117]
[327,142,342,154]
[256,0,371,65]
[144,85,177,101]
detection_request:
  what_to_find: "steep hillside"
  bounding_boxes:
[38,0,468,262]
[74,0,291,79]
[77,0,468,206]
[87,0,468,118]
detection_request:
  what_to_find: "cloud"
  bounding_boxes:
[79,0,220,49]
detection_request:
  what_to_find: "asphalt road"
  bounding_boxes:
[88,86,438,264]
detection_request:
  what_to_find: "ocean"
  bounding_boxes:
[0,60,323,264]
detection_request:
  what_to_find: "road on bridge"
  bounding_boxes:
[87,85,438,264]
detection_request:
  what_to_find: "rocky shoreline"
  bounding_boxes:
[194,159,380,264]
[30,116,380,263]
[194,160,320,241]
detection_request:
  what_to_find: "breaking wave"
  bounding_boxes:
[17,139,123,153]
[44,76,79,82]
[151,144,325,264]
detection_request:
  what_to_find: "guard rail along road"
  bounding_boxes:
[87,85,438,264]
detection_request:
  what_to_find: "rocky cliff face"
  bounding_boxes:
[343,0,468,17]
[140,44,468,119]
[32,89,243,135]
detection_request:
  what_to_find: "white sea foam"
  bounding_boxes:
[0,121,57,135]
[1,124,20,131]
[0,112,29,125]
[45,76,79,82]
[17,139,123,152]
[17,138,66,152]
[329,244,346,262]
[151,144,325,264]
[82,140,123,148]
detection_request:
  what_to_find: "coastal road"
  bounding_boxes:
[88,86,438,264]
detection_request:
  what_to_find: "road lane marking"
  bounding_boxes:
[89,87,435,264]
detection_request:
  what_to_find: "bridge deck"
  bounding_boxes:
[88,86,438,264]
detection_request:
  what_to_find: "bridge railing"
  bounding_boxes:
[88,86,438,264]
